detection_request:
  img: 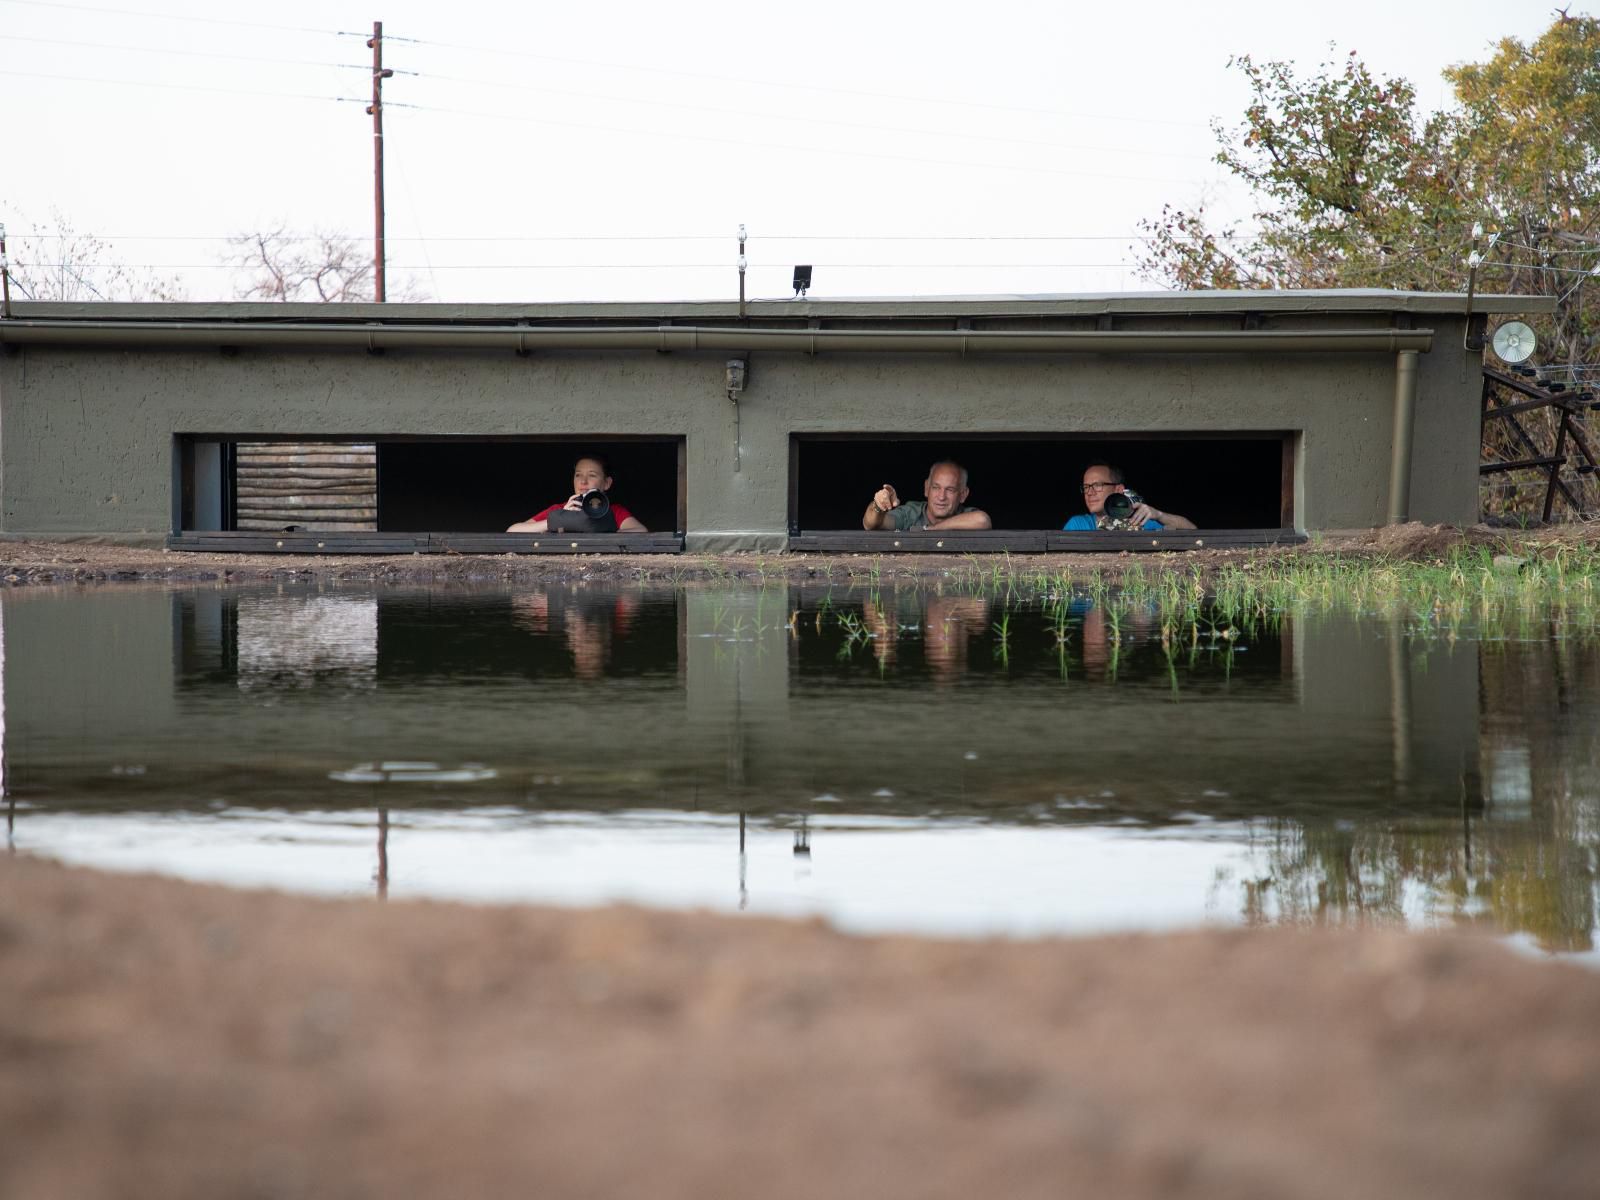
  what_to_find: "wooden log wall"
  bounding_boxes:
[235,443,378,531]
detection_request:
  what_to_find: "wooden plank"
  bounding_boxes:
[169,532,425,554]
[1047,528,1306,553]
[790,531,1048,553]
[428,533,683,555]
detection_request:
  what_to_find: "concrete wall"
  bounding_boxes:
[0,300,1493,544]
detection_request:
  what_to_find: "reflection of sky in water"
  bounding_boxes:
[11,808,1273,937]
[3,584,1598,951]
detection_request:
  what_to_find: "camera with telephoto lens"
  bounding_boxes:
[578,489,611,521]
[1098,489,1145,530]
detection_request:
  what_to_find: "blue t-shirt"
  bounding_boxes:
[1062,514,1163,531]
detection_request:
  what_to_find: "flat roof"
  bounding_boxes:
[7,288,1553,323]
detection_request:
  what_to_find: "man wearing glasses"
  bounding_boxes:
[1064,462,1195,531]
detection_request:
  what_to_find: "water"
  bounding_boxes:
[4,581,1597,954]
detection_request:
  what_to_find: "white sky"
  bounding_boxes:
[0,0,1571,302]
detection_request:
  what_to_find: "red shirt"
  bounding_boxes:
[531,502,635,526]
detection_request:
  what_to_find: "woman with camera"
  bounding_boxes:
[506,455,648,534]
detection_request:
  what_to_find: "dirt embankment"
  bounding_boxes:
[2,523,1594,587]
[2,857,1597,1199]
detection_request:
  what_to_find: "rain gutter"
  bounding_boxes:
[0,320,1435,355]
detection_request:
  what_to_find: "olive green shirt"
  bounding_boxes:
[888,500,978,530]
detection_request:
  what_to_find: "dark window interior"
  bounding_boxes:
[794,436,1289,530]
[377,440,681,532]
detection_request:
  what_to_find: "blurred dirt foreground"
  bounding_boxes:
[2,856,1598,1200]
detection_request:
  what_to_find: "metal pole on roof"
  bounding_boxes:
[366,21,394,303]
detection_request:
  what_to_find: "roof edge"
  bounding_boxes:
[3,288,1552,322]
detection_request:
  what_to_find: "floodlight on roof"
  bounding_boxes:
[792,265,812,298]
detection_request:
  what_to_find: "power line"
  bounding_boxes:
[0,31,399,73]
[393,31,1210,131]
[3,67,361,105]
[8,232,1189,243]
[402,67,1212,163]
[18,261,1147,271]
[383,104,1200,187]
[6,64,1208,184]
[0,0,352,37]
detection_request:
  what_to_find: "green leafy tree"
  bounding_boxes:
[1137,13,1600,367]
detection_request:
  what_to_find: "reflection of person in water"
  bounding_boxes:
[506,455,648,534]
[861,593,990,682]
[509,587,638,680]
[1076,600,1157,681]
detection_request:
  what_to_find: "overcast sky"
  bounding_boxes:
[0,0,1572,303]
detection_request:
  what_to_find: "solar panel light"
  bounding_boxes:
[792,265,812,298]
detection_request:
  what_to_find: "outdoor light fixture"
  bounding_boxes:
[792,265,812,297]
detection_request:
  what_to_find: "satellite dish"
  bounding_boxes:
[1491,321,1537,364]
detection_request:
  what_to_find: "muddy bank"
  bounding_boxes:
[2,522,1594,587]
[2,855,1597,1200]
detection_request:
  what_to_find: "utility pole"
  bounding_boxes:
[366,20,394,302]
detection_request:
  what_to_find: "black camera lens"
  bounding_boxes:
[1102,491,1134,521]
[579,489,611,520]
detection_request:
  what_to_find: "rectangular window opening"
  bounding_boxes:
[790,433,1299,552]
[174,436,685,553]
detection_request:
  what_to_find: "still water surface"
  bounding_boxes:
[3,581,1596,954]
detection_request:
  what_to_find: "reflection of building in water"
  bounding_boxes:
[236,595,377,690]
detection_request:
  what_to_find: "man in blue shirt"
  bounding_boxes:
[1063,462,1195,531]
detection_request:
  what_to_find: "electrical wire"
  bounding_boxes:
[400,67,1212,163]
[17,262,1143,271]
[391,31,1209,130]
[9,233,1203,243]
[0,32,405,73]
[0,0,349,37]
[381,103,1201,187]
[2,67,362,105]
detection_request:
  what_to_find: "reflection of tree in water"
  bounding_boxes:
[509,587,639,681]
[1471,635,1600,952]
[1234,635,1600,952]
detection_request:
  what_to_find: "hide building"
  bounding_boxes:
[0,290,1551,553]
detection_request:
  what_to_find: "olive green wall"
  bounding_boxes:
[0,307,1485,544]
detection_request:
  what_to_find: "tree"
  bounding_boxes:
[227,226,377,302]
[226,225,427,302]
[3,210,184,301]
[1136,14,1600,366]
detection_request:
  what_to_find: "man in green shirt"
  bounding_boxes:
[862,460,993,532]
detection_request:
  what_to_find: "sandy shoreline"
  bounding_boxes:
[1,855,1597,1198]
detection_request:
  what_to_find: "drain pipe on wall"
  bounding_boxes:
[1387,349,1419,524]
